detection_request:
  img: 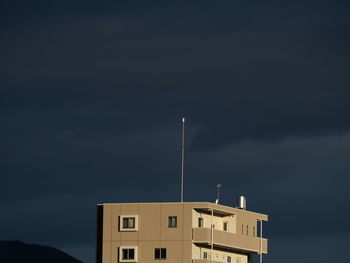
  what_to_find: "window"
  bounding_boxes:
[122,249,134,260]
[123,218,135,229]
[246,225,249,235]
[119,247,137,262]
[223,222,228,231]
[168,216,177,228]
[120,215,138,231]
[154,248,166,259]
[198,217,204,227]
[203,252,208,259]
[227,256,232,263]
[241,224,244,235]
[253,226,256,237]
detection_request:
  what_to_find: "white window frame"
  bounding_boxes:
[119,246,137,262]
[120,215,139,231]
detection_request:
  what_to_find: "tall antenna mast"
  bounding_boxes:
[181,117,185,202]
[215,184,222,204]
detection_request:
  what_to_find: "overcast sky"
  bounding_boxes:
[1,1,350,263]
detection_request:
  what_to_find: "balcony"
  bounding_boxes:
[192,228,268,254]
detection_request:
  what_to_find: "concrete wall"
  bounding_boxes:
[100,203,193,263]
[97,202,268,263]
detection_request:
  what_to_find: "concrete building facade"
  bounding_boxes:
[96,202,268,263]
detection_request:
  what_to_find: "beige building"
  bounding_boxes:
[96,202,268,263]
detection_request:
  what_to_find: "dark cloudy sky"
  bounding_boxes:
[1,1,350,262]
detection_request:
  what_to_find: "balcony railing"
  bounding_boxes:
[192,228,268,254]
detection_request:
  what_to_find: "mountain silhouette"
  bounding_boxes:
[0,240,84,263]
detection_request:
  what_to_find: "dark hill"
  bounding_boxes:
[0,240,84,263]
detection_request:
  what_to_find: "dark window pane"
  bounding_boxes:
[122,248,135,259]
[161,248,166,259]
[168,216,177,227]
[122,249,128,259]
[198,218,203,227]
[122,217,135,229]
[155,248,160,259]
[129,249,134,259]
[123,218,128,228]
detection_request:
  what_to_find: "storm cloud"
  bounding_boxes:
[1,1,349,263]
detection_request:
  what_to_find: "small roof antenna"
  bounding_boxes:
[180,117,186,202]
[215,184,222,204]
